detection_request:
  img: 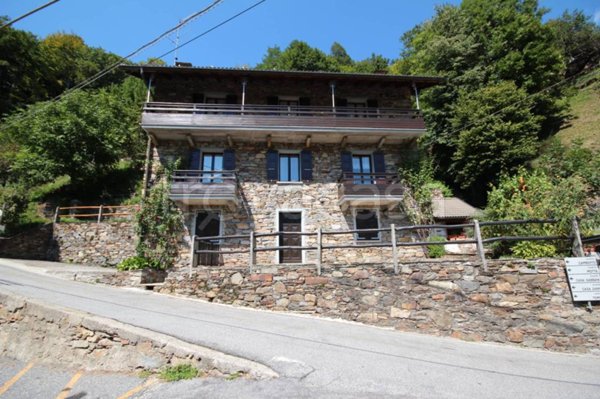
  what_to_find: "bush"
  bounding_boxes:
[427,235,446,258]
[510,241,557,259]
[116,256,162,271]
[159,364,199,382]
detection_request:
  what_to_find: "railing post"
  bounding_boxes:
[53,206,60,224]
[97,205,103,223]
[189,234,196,278]
[571,217,584,257]
[391,224,398,274]
[316,227,322,276]
[249,230,255,273]
[473,219,487,272]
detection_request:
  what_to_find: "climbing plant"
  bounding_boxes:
[135,162,183,269]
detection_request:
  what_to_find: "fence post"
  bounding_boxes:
[571,217,584,257]
[97,205,103,223]
[391,224,398,274]
[316,227,322,276]
[189,234,196,278]
[53,206,60,224]
[473,219,488,272]
[249,230,255,274]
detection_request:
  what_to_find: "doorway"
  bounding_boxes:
[278,212,302,263]
[195,211,222,266]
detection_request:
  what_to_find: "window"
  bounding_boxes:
[279,153,300,182]
[355,209,380,241]
[202,152,223,183]
[352,154,373,184]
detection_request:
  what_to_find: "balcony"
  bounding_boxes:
[170,170,239,208]
[141,102,427,145]
[338,172,404,210]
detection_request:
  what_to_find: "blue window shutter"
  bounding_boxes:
[266,149,278,181]
[301,149,313,181]
[373,151,386,179]
[341,151,352,175]
[223,149,235,171]
[189,149,201,169]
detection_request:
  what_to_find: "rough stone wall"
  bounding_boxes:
[51,222,137,266]
[0,224,53,260]
[159,258,600,355]
[0,293,272,378]
[153,75,413,109]
[152,141,424,268]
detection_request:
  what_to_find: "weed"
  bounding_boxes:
[159,364,199,382]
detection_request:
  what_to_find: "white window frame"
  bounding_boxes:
[274,209,306,264]
[277,149,302,184]
[353,208,381,243]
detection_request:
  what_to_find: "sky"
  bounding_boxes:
[3,0,600,68]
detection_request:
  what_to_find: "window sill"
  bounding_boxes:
[276,181,304,186]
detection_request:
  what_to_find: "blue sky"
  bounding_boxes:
[3,0,600,67]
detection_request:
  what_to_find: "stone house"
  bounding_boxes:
[123,65,443,267]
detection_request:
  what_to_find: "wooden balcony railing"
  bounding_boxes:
[142,102,426,132]
[338,172,404,209]
[170,170,239,206]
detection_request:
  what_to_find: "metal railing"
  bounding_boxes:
[143,102,422,120]
[172,170,238,184]
[189,218,587,276]
[53,205,139,223]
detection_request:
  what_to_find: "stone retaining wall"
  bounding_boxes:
[0,224,54,260]
[51,222,137,266]
[159,259,600,354]
[0,292,275,378]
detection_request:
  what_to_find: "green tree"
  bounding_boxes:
[256,40,338,71]
[352,54,390,74]
[451,82,540,198]
[329,42,353,70]
[547,10,600,78]
[397,0,566,202]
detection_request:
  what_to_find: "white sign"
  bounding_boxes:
[565,257,600,302]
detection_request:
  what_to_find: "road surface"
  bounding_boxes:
[1,259,599,398]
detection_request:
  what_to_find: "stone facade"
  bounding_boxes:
[159,259,600,355]
[153,141,425,268]
[0,224,54,260]
[51,222,137,266]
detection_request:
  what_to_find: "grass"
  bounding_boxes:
[159,364,199,382]
[226,371,243,381]
[555,70,600,152]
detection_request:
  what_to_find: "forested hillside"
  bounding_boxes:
[0,0,598,240]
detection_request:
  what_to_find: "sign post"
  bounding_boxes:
[565,257,600,311]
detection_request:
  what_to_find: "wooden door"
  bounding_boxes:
[279,212,302,263]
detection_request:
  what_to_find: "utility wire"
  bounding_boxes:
[0,0,60,29]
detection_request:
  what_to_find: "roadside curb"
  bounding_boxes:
[0,290,278,379]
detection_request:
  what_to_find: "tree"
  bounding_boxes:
[397,0,566,202]
[450,82,540,201]
[547,10,600,78]
[353,54,390,74]
[256,40,338,71]
[329,42,353,70]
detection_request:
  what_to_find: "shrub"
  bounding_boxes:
[117,256,162,271]
[510,241,557,259]
[159,364,199,382]
[427,235,446,258]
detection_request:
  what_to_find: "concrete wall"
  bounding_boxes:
[159,258,600,355]
[153,141,424,268]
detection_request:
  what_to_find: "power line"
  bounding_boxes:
[0,0,60,29]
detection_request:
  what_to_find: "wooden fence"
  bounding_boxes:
[53,205,139,223]
[190,218,589,276]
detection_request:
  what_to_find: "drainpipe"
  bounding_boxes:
[141,135,153,199]
[241,79,247,112]
[412,82,420,110]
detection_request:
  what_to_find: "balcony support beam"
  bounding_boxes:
[266,134,272,148]
[305,135,311,148]
[377,136,386,149]
[340,135,347,148]
[148,132,158,146]
[227,134,233,147]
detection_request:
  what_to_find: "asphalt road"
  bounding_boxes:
[1,259,599,399]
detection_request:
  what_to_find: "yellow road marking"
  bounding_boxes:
[0,361,35,396]
[55,370,83,399]
[117,380,155,399]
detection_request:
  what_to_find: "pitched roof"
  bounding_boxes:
[120,64,445,88]
[432,197,481,220]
